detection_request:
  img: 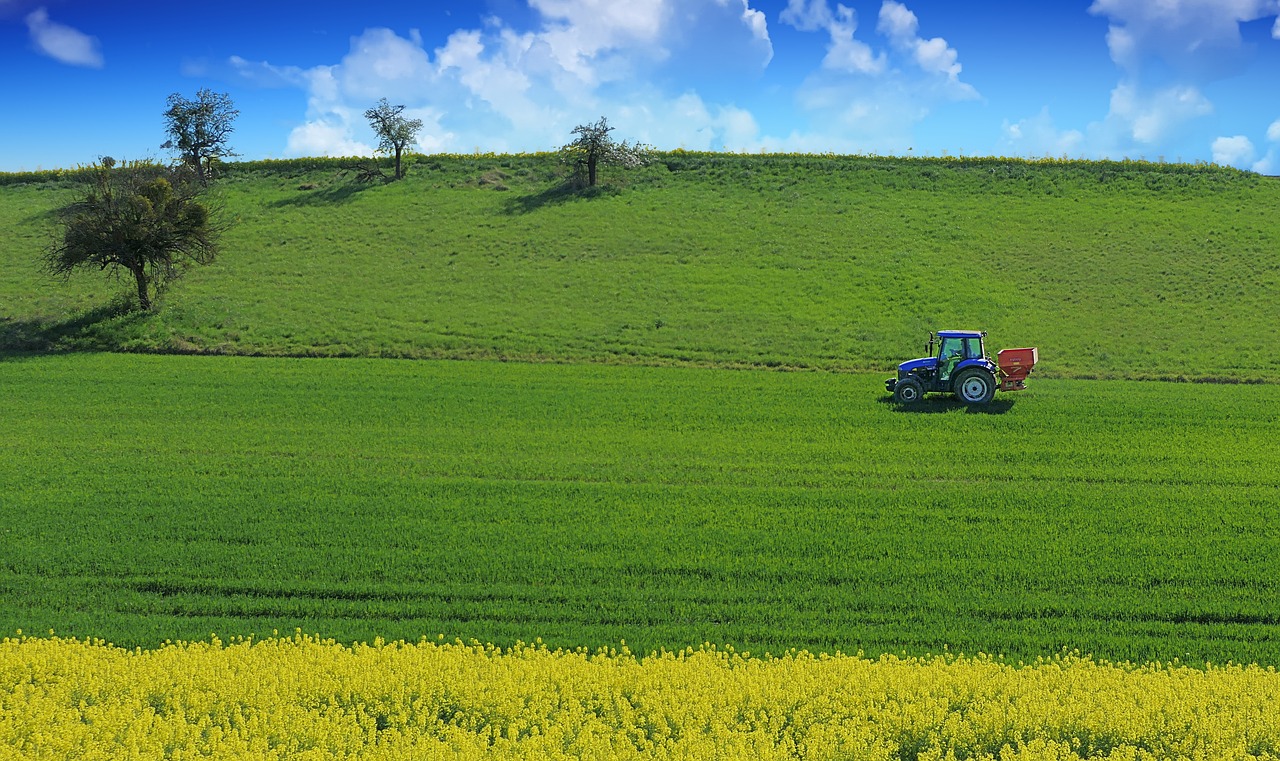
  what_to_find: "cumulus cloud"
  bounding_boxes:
[780,0,885,74]
[1004,1,1273,163]
[285,120,374,158]
[1003,82,1215,162]
[1251,118,1280,174]
[772,0,978,153]
[1212,135,1254,166]
[1108,82,1213,144]
[876,1,975,98]
[237,0,976,159]
[24,7,103,68]
[780,0,974,96]
[1000,109,1086,158]
[728,0,773,63]
[1088,0,1280,79]
[238,0,774,158]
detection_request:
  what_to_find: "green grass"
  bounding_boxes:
[3,155,1277,664]
[3,154,1278,380]
[3,352,1277,664]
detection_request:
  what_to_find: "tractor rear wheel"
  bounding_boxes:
[893,377,924,404]
[954,369,996,404]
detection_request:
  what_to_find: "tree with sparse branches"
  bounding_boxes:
[162,89,238,182]
[560,116,651,187]
[44,159,221,312]
[364,98,423,180]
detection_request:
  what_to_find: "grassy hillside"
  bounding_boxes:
[3,353,1278,663]
[3,154,1277,379]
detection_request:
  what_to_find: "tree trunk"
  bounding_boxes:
[132,266,152,311]
[587,155,598,187]
[394,146,403,180]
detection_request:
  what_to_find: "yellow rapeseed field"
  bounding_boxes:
[2,632,1278,760]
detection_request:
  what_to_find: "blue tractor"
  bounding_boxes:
[885,330,1000,405]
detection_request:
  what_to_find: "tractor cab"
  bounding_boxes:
[885,330,1002,405]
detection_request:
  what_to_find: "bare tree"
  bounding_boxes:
[162,89,238,182]
[560,116,650,187]
[364,98,423,180]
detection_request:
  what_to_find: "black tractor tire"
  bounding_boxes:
[893,377,924,404]
[954,368,996,404]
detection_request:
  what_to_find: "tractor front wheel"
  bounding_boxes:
[954,369,996,404]
[894,377,924,404]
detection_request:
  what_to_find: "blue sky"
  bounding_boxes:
[2,0,1279,172]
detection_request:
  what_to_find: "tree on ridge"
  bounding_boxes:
[364,98,424,181]
[162,89,238,183]
[560,116,651,188]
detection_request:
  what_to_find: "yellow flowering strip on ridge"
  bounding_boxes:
[2,632,1279,760]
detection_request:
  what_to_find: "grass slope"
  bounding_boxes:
[3,353,1277,664]
[2,154,1278,380]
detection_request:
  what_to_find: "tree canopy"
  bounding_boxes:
[364,99,423,180]
[560,117,651,187]
[162,89,238,182]
[44,160,221,311]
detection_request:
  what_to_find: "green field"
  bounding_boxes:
[3,352,1277,664]
[3,154,1279,380]
[3,155,1278,667]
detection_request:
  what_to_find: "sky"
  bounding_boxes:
[2,0,1279,173]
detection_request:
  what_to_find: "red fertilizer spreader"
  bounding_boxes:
[997,347,1038,392]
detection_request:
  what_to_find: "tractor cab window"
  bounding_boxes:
[938,337,964,361]
[963,337,984,359]
[938,337,964,380]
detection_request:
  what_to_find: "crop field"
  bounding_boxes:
[3,352,1278,666]
[3,156,1279,758]
[6,634,1280,760]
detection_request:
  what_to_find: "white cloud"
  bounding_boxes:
[726,0,773,64]
[876,1,973,99]
[242,1,774,158]
[337,27,438,100]
[1108,81,1213,144]
[1000,109,1086,158]
[1250,118,1280,174]
[530,0,671,81]
[779,0,833,31]
[605,92,764,151]
[1088,0,1280,78]
[771,0,980,153]
[233,0,976,160]
[825,5,887,74]
[1212,135,1254,166]
[1003,80,1216,163]
[285,120,374,158]
[779,1,974,95]
[781,0,886,74]
[24,7,103,68]
[229,56,310,88]
[1019,1,1278,164]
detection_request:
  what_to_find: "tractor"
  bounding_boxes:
[885,330,1038,405]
